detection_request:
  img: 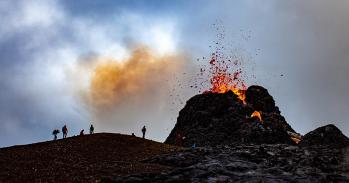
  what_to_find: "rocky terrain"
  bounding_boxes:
[110,144,349,182]
[299,124,349,148]
[0,133,177,182]
[110,126,349,182]
[110,85,349,182]
[1,85,349,182]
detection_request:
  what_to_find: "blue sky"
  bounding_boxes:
[1,0,349,147]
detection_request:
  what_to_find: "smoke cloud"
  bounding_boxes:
[71,46,189,138]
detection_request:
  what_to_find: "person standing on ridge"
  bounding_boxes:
[62,125,68,139]
[89,124,94,134]
[80,129,84,136]
[52,129,60,140]
[142,125,146,139]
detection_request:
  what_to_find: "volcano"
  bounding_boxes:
[165,85,300,146]
[111,85,349,182]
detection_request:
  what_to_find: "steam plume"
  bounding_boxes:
[76,46,187,135]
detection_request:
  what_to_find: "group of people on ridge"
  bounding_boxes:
[52,125,148,141]
[52,124,94,140]
[52,124,193,148]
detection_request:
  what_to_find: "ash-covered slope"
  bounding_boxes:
[0,133,176,183]
[165,85,298,146]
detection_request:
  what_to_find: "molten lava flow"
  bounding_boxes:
[207,53,247,103]
[251,111,263,122]
[234,89,246,104]
[197,26,251,104]
[210,74,247,102]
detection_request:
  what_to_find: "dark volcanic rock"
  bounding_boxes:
[299,124,349,147]
[107,86,349,182]
[245,85,279,113]
[106,85,349,183]
[108,144,349,183]
[165,85,297,146]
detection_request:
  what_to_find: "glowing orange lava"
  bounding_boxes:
[251,111,263,122]
[208,53,247,103]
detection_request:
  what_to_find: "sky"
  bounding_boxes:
[0,0,349,147]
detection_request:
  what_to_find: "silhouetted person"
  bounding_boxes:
[132,133,135,137]
[80,129,84,136]
[142,125,146,139]
[62,125,68,139]
[89,124,94,134]
[52,129,60,140]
